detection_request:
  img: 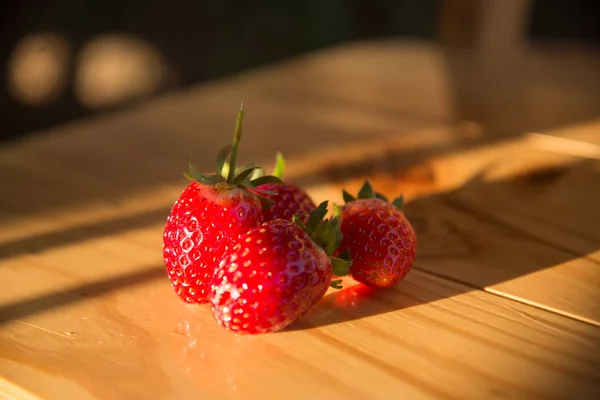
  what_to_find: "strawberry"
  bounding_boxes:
[162,106,282,304]
[254,153,316,222]
[336,181,417,288]
[210,201,351,334]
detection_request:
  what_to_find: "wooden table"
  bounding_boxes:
[1,39,599,400]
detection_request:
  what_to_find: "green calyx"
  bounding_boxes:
[292,201,352,289]
[342,180,405,210]
[184,104,283,205]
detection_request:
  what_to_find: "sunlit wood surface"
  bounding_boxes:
[1,39,599,400]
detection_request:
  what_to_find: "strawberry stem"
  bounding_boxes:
[184,105,283,193]
[227,103,244,183]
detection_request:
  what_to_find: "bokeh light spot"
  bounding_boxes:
[7,33,71,106]
[75,34,163,109]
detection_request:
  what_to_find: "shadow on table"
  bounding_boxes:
[0,267,164,323]
[288,158,599,331]
[0,207,171,260]
[1,158,597,327]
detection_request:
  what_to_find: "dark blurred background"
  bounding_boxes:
[1,0,598,143]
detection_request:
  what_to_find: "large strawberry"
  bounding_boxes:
[210,201,351,334]
[163,106,282,304]
[336,181,417,288]
[254,152,316,222]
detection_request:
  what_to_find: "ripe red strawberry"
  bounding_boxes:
[254,153,316,222]
[163,106,282,304]
[336,181,417,288]
[210,202,351,334]
[256,182,317,222]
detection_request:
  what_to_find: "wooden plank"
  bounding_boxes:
[1,245,599,400]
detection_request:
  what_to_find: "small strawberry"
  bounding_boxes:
[163,106,282,304]
[254,152,316,222]
[210,201,351,334]
[336,181,417,288]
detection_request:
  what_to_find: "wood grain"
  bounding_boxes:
[2,260,599,400]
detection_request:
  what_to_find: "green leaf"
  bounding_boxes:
[272,151,285,179]
[392,194,405,210]
[188,166,203,179]
[207,176,226,185]
[220,162,231,178]
[330,256,351,277]
[238,161,257,170]
[342,190,356,203]
[332,204,342,219]
[221,162,261,182]
[329,279,343,289]
[259,197,275,210]
[250,167,266,180]
[357,180,375,199]
[249,175,284,187]
[292,214,308,231]
[331,220,344,254]
[306,201,328,234]
[235,161,258,176]
[186,165,225,185]
[239,182,275,209]
[250,187,278,196]
[216,144,233,176]
[234,166,260,183]
[312,217,342,256]
[192,173,224,185]
[375,192,389,202]
[337,248,351,262]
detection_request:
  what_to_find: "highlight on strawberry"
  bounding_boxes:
[335,180,417,288]
[210,201,352,334]
[162,105,282,304]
